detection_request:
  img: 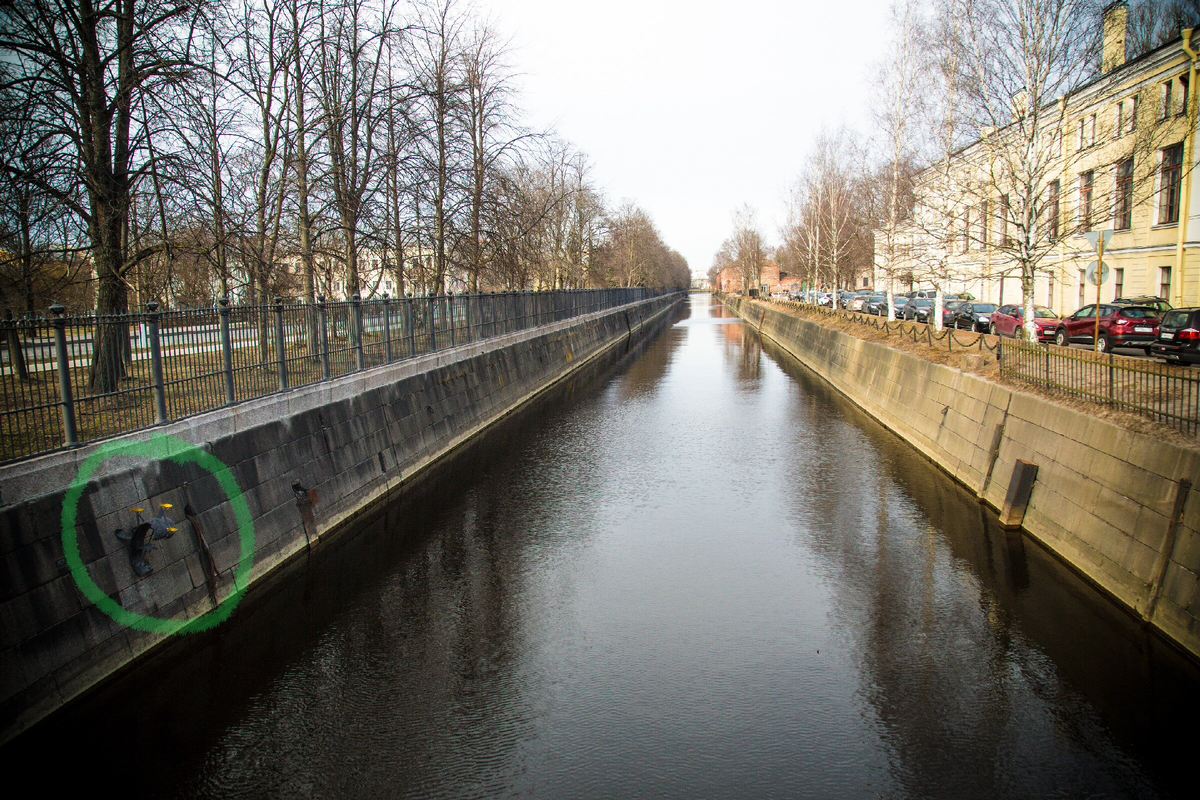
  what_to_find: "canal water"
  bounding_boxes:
[8,295,1199,798]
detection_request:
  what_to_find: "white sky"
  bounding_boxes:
[481,0,895,275]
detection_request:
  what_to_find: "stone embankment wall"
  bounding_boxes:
[724,295,1200,661]
[0,293,683,743]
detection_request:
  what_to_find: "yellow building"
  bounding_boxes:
[877,2,1200,314]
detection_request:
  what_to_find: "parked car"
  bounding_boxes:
[864,294,889,315]
[949,302,998,331]
[1114,296,1172,315]
[939,301,965,327]
[817,292,834,306]
[850,290,873,311]
[837,290,856,309]
[1053,304,1160,353]
[901,298,934,322]
[989,304,1060,341]
[1150,307,1200,365]
[892,296,910,316]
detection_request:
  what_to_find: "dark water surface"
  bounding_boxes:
[6,295,1199,798]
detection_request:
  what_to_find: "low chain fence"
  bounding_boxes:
[997,338,1200,436]
[1,288,676,464]
[725,293,1199,436]
[765,296,1000,352]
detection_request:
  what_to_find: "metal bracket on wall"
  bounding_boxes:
[978,394,1013,502]
[1141,478,1193,622]
[998,460,1039,530]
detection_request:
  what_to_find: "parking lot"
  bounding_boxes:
[775,288,1193,365]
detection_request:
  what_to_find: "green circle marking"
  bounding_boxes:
[61,432,255,635]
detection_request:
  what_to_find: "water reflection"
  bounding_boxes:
[757,328,1198,799]
[5,295,1197,800]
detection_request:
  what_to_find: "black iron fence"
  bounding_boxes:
[998,339,1200,436]
[1,288,674,463]
[728,292,1200,436]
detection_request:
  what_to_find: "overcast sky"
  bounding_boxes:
[479,0,895,276]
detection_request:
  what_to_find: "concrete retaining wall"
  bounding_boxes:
[0,293,682,742]
[724,295,1200,661]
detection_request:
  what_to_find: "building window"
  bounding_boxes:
[1159,143,1183,225]
[1129,95,1138,132]
[963,209,971,252]
[1047,179,1060,241]
[1089,113,1096,146]
[1162,79,1174,119]
[1181,74,1190,116]
[1114,268,1124,299]
[1078,170,1094,231]
[979,200,989,247]
[1115,158,1133,230]
[1114,102,1123,139]
[1078,118,1085,150]
[1048,272,1055,308]
[1160,266,1172,299]
[1078,269,1086,307]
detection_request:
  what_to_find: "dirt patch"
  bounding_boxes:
[748,298,1199,449]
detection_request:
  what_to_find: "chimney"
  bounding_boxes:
[1102,1,1128,73]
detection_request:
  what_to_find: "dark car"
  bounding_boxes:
[1053,304,1160,353]
[864,294,888,315]
[901,298,934,322]
[1150,307,1200,365]
[849,290,873,311]
[1114,296,1172,315]
[891,296,910,316]
[989,304,1060,341]
[939,301,965,327]
[950,302,998,331]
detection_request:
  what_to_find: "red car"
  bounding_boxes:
[1052,304,1160,353]
[989,304,1059,341]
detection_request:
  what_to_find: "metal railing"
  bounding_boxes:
[1,288,675,464]
[998,338,1200,436]
[727,292,1200,435]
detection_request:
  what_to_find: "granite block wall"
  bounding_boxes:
[725,296,1200,662]
[0,293,682,742]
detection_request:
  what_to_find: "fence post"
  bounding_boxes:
[429,294,437,350]
[49,303,78,446]
[383,293,392,363]
[448,292,456,347]
[317,295,331,379]
[351,293,365,370]
[146,300,168,424]
[218,297,235,404]
[274,296,288,390]
[406,294,416,357]
[1108,352,1115,406]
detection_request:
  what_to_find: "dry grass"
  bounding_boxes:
[754,298,1200,449]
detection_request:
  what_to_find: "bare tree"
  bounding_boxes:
[458,17,525,291]
[0,0,200,390]
[315,0,397,298]
[908,0,971,329]
[876,0,923,319]
[407,0,467,294]
[957,0,1102,339]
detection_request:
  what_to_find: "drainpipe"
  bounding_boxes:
[1174,28,1198,306]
